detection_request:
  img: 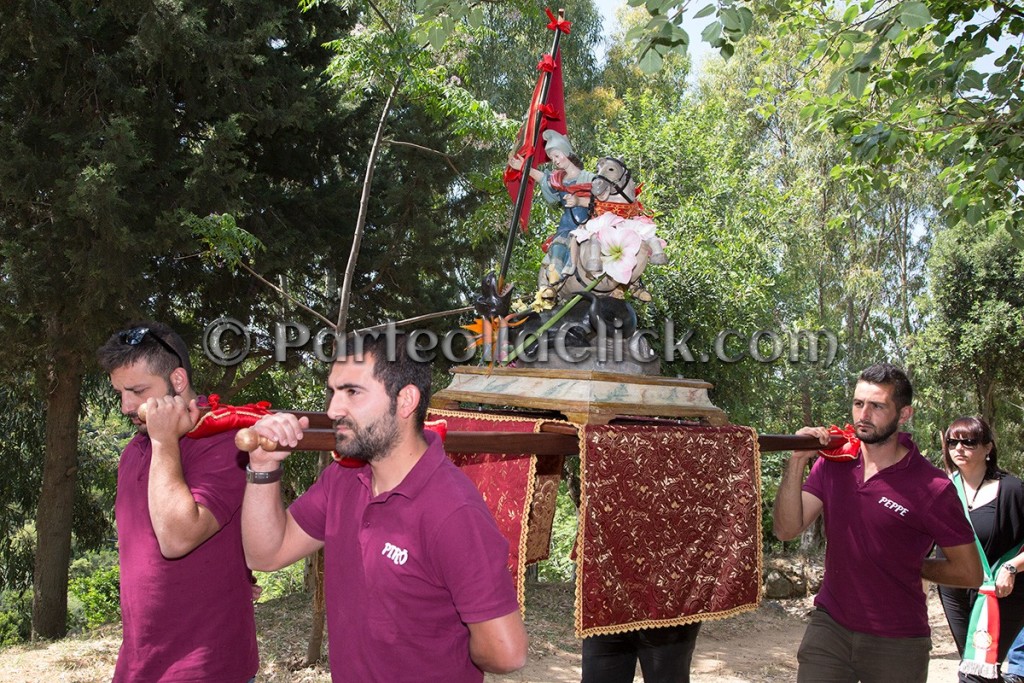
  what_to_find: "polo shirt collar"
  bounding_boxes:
[892,431,920,470]
[853,431,920,475]
[358,429,446,501]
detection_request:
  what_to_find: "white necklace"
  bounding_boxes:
[967,479,986,510]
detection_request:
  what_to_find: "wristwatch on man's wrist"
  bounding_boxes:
[1005,564,1018,576]
[246,463,284,484]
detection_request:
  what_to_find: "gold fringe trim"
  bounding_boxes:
[576,601,760,638]
[571,419,588,639]
[574,423,764,638]
[748,425,765,613]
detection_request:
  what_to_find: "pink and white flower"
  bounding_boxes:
[596,223,642,284]
[570,211,617,242]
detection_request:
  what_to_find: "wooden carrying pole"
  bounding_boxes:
[137,402,844,455]
[234,421,846,455]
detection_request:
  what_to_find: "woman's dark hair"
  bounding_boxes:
[942,416,1001,480]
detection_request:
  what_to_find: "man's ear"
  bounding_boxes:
[898,404,914,426]
[396,385,421,420]
[170,366,188,396]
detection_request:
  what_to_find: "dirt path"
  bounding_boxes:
[491,582,960,682]
[0,582,963,682]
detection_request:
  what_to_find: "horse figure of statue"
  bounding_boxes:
[516,156,667,372]
[535,156,666,305]
[588,156,668,267]
[556,234,654,303]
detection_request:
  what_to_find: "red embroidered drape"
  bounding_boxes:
[575,424,762,636]
[428,409,573,608]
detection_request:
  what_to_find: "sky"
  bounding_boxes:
[590,0,716,81]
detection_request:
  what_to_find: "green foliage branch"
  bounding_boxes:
[620,1,1023,245]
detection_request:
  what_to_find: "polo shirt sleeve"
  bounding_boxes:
[289,471,332,541]
[181,430,247,528]
[927,478,977,548]
[802,455,827,499]
[432,504,520,625]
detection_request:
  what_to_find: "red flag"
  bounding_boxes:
[503,49,567,233]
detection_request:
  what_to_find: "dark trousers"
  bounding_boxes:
[797,609,930,683]
[581,622,702,683]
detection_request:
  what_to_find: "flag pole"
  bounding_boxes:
[498,9,566,288]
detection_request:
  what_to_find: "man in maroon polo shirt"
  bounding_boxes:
[241,332,527,682]
[98,322,258,682]
[774,362,981,682]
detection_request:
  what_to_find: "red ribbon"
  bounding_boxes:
[545,8,571,34]
[537,54,556,73]
[538,102,560,120]
[187,394,273,440]
[819,424,861,462]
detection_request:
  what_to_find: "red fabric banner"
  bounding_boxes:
[503,49,567,233]
[575,424,762,636]
[427,409,563,609]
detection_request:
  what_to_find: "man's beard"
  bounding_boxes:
[856,414,901,445]
[333,412,400,463]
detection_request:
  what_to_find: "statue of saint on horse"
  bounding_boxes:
[503,142,667,372]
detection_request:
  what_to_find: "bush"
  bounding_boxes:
[253,562,306,603]
[68,553,120,631]
[0,590,31,647]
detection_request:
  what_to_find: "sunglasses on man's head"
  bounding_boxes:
[119,327,184,369]
[946,438,980,449]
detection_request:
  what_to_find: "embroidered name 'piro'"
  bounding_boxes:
[381,542,409,565]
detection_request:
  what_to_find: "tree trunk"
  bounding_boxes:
[801,385,813,426]
[32,352,83,639]
[980,378,997,430]
[304,449,333,665]
[304,548,326,666]
[564,456,581,509]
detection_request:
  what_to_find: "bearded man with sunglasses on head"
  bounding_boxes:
[97,321,258,683]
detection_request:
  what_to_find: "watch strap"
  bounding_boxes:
[246,463,284,484]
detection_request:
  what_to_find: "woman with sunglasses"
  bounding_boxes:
[938,416,1024,682]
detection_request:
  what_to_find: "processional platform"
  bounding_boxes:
[429,364,760,637]
[431,365,729,426]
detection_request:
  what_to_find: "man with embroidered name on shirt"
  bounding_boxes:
[241,332,527,682]
[774,362,982,682]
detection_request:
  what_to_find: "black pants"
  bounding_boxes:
[581,622,702,683]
